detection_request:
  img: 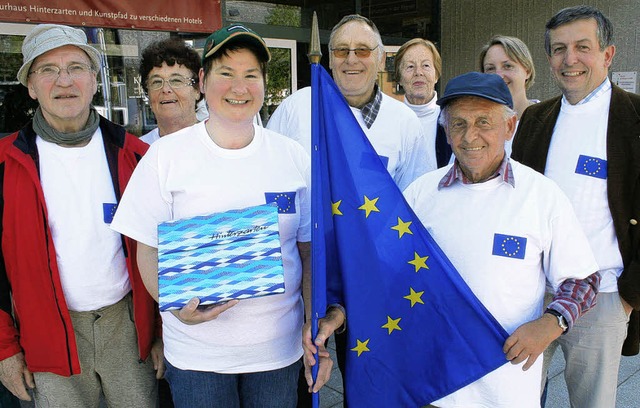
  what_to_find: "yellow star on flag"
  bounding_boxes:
[351,339,371,357]
[408,251,429,272]
[332,200,343,216]
[358,196,380,218]
[391,217,413,238]
[382,316,402,334]
[404,287,425,307]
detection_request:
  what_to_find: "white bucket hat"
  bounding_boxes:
[17,24,102,86]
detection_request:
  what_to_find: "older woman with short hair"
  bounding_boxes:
[394,38,451,167]
[138,38,202,144]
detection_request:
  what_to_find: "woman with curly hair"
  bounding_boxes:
[139,38,202,144]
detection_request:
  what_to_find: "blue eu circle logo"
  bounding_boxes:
[274,193,292,213]
[583,158,601,176]
[501,236,521,257]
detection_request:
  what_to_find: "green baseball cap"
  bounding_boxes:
[202,24,271,64]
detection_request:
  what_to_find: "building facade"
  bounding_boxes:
[0,0,638,137]
[0,0,441,136]
[440,0,640,102]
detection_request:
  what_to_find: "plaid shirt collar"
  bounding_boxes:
[438,154,515,189]
[566,77,611,105]
[360,84,382,129]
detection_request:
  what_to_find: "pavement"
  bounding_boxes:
[318,336,640,408]
[13,337,639,407]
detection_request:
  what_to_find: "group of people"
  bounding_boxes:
[302,5,639,408]
[0,4,637,408]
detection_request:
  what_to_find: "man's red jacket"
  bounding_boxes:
[0,117,155,376]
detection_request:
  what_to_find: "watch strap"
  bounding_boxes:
[545,308,568,333]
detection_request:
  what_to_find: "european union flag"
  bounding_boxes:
[575,154,607,179]
[492,233,527,259]
[311,64,509,407]
[264,192,297,214]
[358,153,389,171]
[103,203,117,224]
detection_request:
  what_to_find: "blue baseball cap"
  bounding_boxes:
[437,72,513,109]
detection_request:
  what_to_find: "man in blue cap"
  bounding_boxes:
[304,72,601,406]
[402,72,601,406]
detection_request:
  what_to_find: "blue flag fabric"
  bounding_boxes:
[310,64,510,407]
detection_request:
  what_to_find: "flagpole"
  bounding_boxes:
[309,11,323,408]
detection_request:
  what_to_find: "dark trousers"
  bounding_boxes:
[0,382,19,408]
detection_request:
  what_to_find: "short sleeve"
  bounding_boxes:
[111,146,172,248]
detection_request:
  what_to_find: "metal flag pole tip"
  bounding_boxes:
[308,12,322,64]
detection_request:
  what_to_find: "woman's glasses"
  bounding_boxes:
[147,75,196,91]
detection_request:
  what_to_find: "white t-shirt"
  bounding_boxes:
[267,86,436,191]
[403,160,597,408]
[139,127,159,145]
[545,87,622,292]
[196,98,209,122]
[141,115,260,145]
[36,130,131,311]
[111,122,310,373]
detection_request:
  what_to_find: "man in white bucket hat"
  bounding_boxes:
[0,24,161,407]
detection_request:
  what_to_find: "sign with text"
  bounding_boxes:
[1,0,221,33]
[612,71,637,93]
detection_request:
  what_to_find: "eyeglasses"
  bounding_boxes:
[330,46,379,59]
[147,75,196,91]
[29,63,94,80]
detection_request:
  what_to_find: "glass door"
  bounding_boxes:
[262,38,296,125]
[0,22,37,136]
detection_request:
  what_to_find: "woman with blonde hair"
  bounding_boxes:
[479,35,538,155]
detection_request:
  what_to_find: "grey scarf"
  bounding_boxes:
[32,106,100,146]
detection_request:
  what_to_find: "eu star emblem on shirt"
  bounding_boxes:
[103,203,118,224]
[492,233,527,260]
[264,192,297,214]
[575,154,607,180]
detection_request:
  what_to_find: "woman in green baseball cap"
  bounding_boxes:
[111,24,309,408]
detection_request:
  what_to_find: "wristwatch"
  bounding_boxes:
[545,309,568,333]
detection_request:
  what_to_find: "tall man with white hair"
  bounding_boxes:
[0,24,160,406]
[512,5,640,407]
[267,14,435,192]
[268,15,434,406]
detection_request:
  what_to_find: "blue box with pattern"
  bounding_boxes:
[157,203,285,311]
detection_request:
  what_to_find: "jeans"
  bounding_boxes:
[164,358,301,408]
